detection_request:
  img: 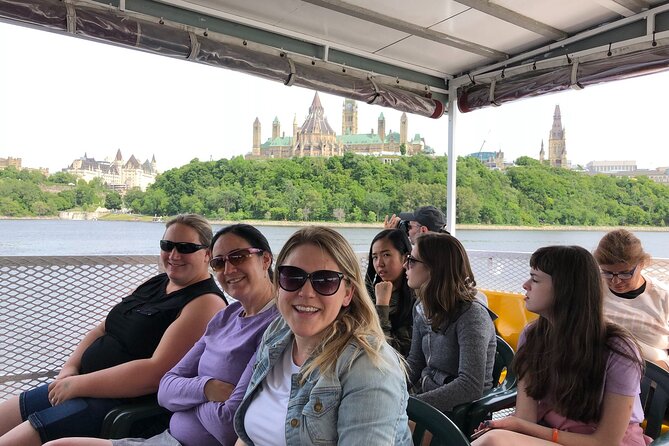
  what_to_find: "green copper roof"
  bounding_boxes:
[260,136,294,148]
[338,133,384,145]
[385,131,401,143]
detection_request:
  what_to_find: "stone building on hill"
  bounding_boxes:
[467,150,506,169]
[247,93,430,159]
[0,156,22,170]
[0,156,49,175]
[65,149,158,191]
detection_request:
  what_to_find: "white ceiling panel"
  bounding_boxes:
[377,35,491,76]
[430,8,547,55]
[166,0,411,53]
[342,0,470,28]
[493,0,620,34]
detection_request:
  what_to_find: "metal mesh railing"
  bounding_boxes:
[468,251,669,294]
[2,252,668,402]
[0,256,160,401]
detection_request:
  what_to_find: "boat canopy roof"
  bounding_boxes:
[2,0,669,118]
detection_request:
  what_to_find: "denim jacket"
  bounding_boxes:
[234,317,412,445]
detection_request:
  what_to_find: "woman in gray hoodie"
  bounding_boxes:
[405,232,496,414]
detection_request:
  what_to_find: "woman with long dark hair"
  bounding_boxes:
[366,229,415,356]
[405,232,496,414]
[473,246,650,446]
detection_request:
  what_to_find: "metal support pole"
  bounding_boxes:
[446,88,457,236]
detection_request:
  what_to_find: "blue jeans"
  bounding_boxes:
[20,383,123,442]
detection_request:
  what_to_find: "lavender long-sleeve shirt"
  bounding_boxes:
[158,301,279,446]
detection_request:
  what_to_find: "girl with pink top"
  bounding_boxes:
[473,245,651,446]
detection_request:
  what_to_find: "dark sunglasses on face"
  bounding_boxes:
[404,254,425,269]
[209,248,264,272]
[277,265,346,296]
[160,240,208,254]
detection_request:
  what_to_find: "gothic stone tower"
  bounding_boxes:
[252,117,261,156]
[272,116,280,139]
[342,99,358,135]
[294,92,341,157]
[377,113,386,143]
[539,140,545,163]
[548,105,568,168]
[400,112,408,144]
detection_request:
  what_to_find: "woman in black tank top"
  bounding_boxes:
[0,214,228,445]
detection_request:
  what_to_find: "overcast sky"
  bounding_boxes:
[1,21,669,174]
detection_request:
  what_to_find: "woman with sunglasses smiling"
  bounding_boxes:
[46,224,279,446]
[234,226,412,445]
[594,229,669,371]
[0,214,227,446]
[404,232,496,415]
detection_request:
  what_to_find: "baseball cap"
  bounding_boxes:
[398,206,446,232]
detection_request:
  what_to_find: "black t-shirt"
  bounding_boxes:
[80,273,226,374]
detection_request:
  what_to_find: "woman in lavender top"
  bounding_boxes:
[47,224,279,446]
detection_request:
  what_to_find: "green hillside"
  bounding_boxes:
[3,154,668,226]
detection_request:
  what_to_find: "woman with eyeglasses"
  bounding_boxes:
[0,214,227,446]
[405,232,496,414]
[472,246,649,446]
[594,229,669,371]
[233,226,412,445]
[46,224,279,446]
[365,229,415,357]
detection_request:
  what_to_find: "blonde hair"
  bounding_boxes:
[593,229,651,267]
[274,226,393,380]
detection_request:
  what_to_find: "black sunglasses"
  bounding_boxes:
[277,265,346,296]
[209,248,264,272]
[160,239,208,254]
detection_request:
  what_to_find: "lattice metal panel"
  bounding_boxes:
[361,250,669,293]
[469,251,531,294]
[469,251,669,293]
[0,256,160,402]
[2,252,668,403]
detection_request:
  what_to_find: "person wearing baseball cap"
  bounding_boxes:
[385,205,448,244]
[383,206,489,308]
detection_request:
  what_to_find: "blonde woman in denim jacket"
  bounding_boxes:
[234,227,412,446]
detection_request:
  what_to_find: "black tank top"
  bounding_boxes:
[80,273,226,374]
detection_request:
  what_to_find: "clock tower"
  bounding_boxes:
[342,99,358,135]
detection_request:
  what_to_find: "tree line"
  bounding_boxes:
[0,168,121,216]
[2,154,669,226]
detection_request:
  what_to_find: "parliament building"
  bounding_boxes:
[247,93,431,160]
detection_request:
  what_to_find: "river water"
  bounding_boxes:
[0,220,667,257]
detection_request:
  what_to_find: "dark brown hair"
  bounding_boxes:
[414,233,477,331]
[514,245,642,422]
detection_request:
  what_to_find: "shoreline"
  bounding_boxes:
[2,215,668,232]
